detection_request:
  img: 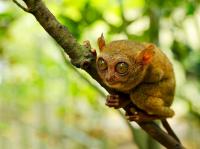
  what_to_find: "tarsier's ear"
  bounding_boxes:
[97,33,106,51]
[137,44,155,65]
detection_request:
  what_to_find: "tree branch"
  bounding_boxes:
[13,0,30,12]
[14,0,185,148]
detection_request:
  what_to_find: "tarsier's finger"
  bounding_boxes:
[105,102,119,107]
[125,111,138,116]
[107,94,119,99]
[106,95,119,103]
[106,98,119,103]
[126,115,140,121]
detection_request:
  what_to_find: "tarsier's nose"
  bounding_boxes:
[105,75,115,83]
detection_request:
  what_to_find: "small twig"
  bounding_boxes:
[13,0,30,12]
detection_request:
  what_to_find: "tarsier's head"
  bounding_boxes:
[96,34,155,93]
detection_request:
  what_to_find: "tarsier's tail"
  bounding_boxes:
[161,119,180,143]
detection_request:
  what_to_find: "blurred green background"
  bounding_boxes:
[0,0,200,149]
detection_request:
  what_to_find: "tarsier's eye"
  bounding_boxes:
[116,62,129,75]
[97,58,108,71]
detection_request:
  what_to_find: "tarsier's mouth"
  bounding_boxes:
[106,81,116,85]
[106,81,122,87]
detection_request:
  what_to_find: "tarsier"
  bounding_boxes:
[96,34,179,141]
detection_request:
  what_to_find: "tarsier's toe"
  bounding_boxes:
[105,102,119,107]
[106,95,119,102]
[126,114,140,122]
[126,111,165,122]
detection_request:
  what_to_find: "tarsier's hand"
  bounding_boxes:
[105,94,120,109]
[105,94,165,122]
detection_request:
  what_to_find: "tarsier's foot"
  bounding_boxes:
[126,108,166,122]
[126,112,165,122]
[105,94,120,109]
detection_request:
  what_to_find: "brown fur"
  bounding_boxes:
[97,39,175,118]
